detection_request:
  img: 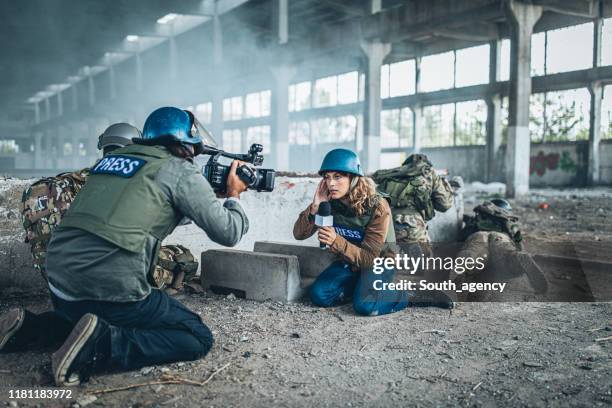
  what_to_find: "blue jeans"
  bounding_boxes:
[309,262,409,316]
[50,289,213,370]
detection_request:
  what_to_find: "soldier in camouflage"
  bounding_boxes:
[456,199,547,293]
[371,153,454,256]
[461,198,522,249]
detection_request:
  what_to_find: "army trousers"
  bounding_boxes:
[48,289,213,370]
[309,262,409,316]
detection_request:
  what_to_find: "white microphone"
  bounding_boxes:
[315,201,333,250]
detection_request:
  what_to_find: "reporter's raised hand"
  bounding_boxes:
[226,160,249,199]
[310,179,330,215]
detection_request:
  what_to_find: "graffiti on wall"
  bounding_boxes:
[530,150,576,176]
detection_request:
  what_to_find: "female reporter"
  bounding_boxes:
[292,148,410,316]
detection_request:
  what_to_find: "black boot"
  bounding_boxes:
[52,313,111,386]
[0,308,49,352]
[409,290,455,309]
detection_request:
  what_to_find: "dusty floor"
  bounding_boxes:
[0,185,611,407]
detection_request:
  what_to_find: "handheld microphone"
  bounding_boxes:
[315,201,334,250]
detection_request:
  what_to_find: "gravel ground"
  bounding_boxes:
[0,182,611,407]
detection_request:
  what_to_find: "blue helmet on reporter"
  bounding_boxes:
[138,106,217,156]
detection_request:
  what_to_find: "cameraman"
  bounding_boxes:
[0,107,249,386]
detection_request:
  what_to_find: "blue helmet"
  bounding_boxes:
[139,106,218,155]
[319,148,363,176]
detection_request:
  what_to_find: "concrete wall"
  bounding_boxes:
[0,176,462,292]
[415,140,612,186]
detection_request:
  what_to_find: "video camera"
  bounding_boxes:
[203,143,275,193]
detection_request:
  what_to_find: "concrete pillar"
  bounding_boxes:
[169,36,178,81]
[55,126,65,169]
[87,73,96,107]
[504,1,542,197]
[71,85,78,112]
[34,102,40,125]
[109,64,116,100]
[213,7,223,66]
[588,82,603,185]
[71,125,81,168]
[587,16,604,186]
[361,40,391,173]
[87,119,105,160]
[412,55,422,153]
[413,104,423,153]
[274,0,289,44]
[210,7,224,144]
[486,39,502,182]
[271,65,295,170]
[57,92,63,117]
[370,0,382,14]
[135,53,143,92]
[33,132,43,170]
[45,98,51,121]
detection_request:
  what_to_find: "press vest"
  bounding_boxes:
[60,144,182,253]
[329,197,396,249]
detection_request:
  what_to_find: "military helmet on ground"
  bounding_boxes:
[402,153,431,167]
[139,106,218,155]
[98,123,142,153]
[319,148,364,176]
[490,198,512,211]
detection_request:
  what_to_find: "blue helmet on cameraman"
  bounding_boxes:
[138,106,218,155]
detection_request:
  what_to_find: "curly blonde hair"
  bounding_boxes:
[348,176,378,216]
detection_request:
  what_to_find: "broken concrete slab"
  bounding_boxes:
[201,249,302,302]
[253,241,336,280]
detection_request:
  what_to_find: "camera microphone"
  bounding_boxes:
[315,201,334,250]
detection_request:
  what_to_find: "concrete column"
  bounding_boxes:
[109,64,116,100]
[45,98,51,121]
[135,53,143,92]
[274,0,289,44]
[57,92,63,117]
[587,16,604,185]
[271,65,296,171]
[412,55,422,153]
[71,85,78,112]
[34,102,40,125]
[213,7,223,66]
[413,104,423,154]
[55,126,65,169]
[210,89,225,148]
[588,82,603,185]
[33,132,43,170]
[86,120,100,159]
[504,1,542,197]
[169,36,178,81]
[486,39,502,182]
[43,130,54,169]
[370,0,382,14]
[71,125,81,168]
[88,74,96,107]
[361,40,391,173]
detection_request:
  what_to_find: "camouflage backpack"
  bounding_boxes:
[372,159,435,221]
[151,244,199,292]
[20,169,90,280]
[463,201,523,248]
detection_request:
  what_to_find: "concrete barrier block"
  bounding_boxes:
[428,191,464,243]
[254,241,336,279]
[201,249,302,302]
